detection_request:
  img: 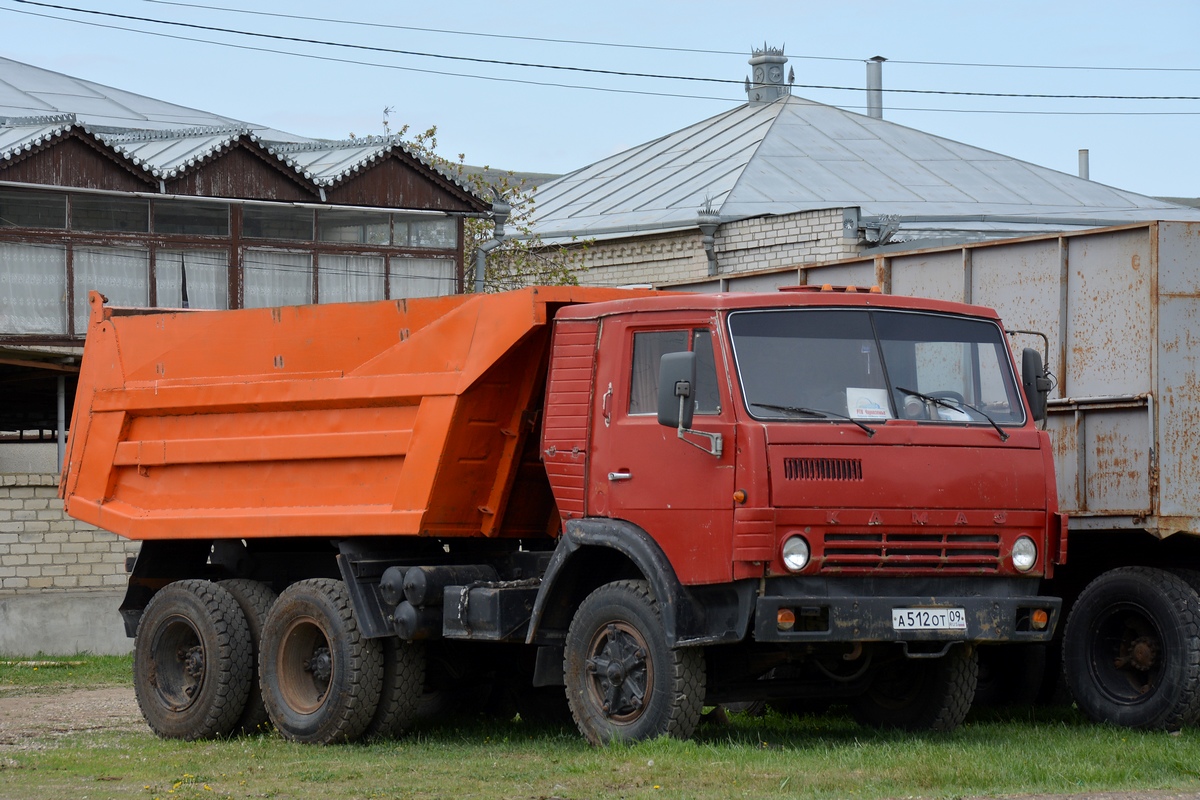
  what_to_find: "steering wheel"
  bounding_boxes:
[928,390,965,404]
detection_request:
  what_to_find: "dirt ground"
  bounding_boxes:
[1,686,1199,800]
[0,685,141,750]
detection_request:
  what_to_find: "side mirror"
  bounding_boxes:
[1021,348,1051,422]
[657,351,696,430]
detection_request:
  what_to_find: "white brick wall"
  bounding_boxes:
[0,474,138,594]
[569,208,860,287]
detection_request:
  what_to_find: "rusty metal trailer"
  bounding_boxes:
[785,220,1200,728]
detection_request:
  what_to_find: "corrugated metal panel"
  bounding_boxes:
[0,56,298,139]
[528,95,1200,242]
[0,58,486,208]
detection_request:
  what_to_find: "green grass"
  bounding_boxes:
[0,654,131,693]
[4,655,1200,799]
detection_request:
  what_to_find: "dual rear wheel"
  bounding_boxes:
[133,577,425,744]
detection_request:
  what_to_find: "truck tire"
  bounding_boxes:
[364,638,425,739]
[133,579,254,740]
[259,578,384,744]
[564,580,705,745]
[217,579,277,735]
[1062,567,1200,730]
[851,645,977,731]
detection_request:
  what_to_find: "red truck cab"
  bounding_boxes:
[531,288,1062,738]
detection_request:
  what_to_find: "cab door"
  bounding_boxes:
[587,314,737,585]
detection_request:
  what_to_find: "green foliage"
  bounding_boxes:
[397,123,591,292]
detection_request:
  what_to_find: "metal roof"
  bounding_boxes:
[527,95,1200,243]
[0,56,480,199]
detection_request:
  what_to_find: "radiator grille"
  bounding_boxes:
[822,531,1001,572]
[783,457,862,481]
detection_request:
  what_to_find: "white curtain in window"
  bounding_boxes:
[319,254,384,304]
[156,249,230,310]
[243,249,312,308]
[73,246,149,333]
[390,257,455,299]
[0,242,67,334]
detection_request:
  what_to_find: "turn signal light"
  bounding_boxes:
[777,608,796,631]
[1031,609,1050,630]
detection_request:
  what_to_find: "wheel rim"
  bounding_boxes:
[1088,601,1164,705]
[584,621,653,725]
[149,613,205,712]
[277,616,334,715]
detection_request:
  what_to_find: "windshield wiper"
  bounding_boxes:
[750,402,876,438]
[895,387,1009,442]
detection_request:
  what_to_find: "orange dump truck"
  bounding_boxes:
[62,286,1062,744]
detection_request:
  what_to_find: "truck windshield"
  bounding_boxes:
[728,308,1025,426]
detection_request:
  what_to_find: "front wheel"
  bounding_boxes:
[259,578,384,744]
[564,580,704,745]
[1062,567,1200,730]
[851,644,977,732]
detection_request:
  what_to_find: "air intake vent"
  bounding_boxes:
[783,458,863,481]
[822,531,1001,572]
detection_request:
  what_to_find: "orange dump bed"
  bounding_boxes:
[61,287,643,541]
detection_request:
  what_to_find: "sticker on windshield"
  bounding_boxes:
[847,388,892,420]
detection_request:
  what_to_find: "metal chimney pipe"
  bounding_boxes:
[866,56,886,119]
[1078,149,1090,180]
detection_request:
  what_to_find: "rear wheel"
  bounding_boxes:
[259,578,384,744]
[133,579,253,740]
[564,580,704,744]
[1063,567,1200,730]
[364,638,425,739]
[218,579,277,735]
[852,645,977,732]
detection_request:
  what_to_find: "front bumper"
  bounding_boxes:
[753,592,1061,644]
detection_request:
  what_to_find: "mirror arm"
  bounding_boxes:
[676,395,723,457]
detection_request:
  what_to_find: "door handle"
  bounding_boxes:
[608,471,632,481]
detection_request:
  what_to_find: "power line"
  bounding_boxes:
[8,0,1200,102]
[137,0,1200,74]
[0,6,739,102]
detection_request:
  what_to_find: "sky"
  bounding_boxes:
[2,0,1199,198]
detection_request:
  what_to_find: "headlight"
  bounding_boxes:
[782,535,810,572]
[1012,535,1037,572]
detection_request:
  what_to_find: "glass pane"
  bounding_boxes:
[628,330,719,416]
[71,195,149,233]
[729,309,1024,427]
[0,189,66,229]
[389,258,455,299]
[730,309,884,420]
[319,254,384,303]
[692,329,721,414]
[0,242,67,334]
[405,216,457,249]
[243,249,312,308]
[874,311,1023,424]
[156,250,230,309]
[73,246,149,332]
[318,210,390,245]
[630,330,688,415]
[242,206,313,241]
[154,200,229,236]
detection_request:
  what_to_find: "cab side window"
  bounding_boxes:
[629,328,720,415]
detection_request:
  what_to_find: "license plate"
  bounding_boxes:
[892,607,967,631]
